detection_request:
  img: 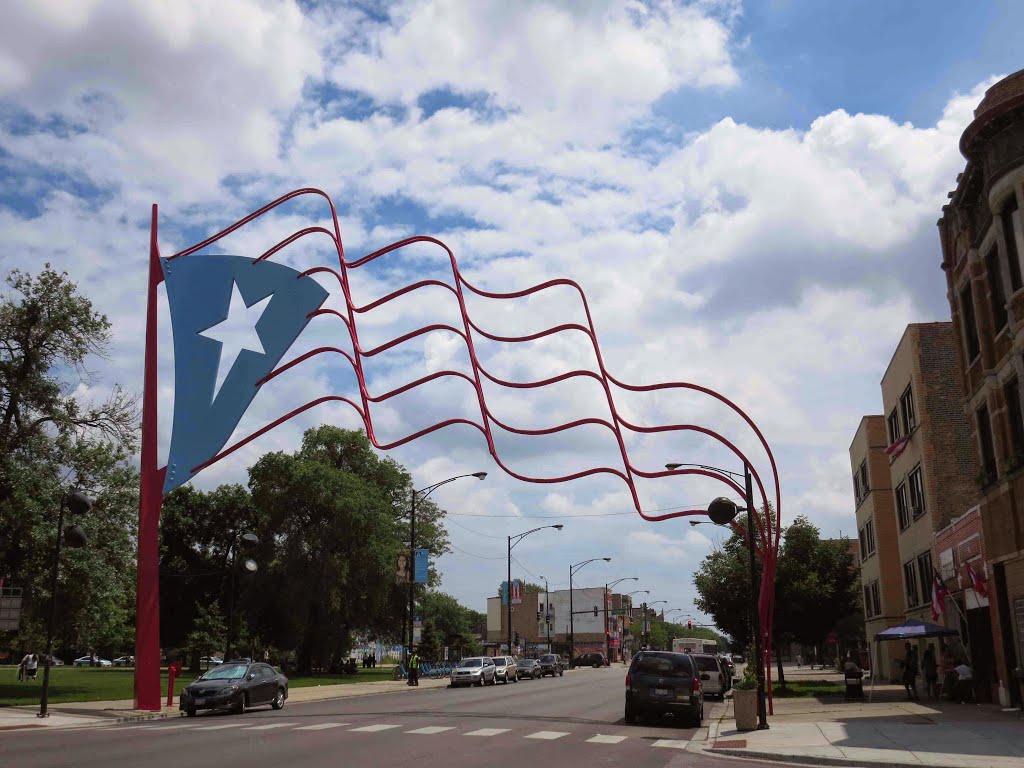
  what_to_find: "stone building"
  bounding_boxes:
[938,68,1024,707]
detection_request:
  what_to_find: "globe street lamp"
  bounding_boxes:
[507,525,563,656]
[39,491,92,718]
[407,472,486,660]
[225,532,259,662]
[667,461,768,730]
[569,557,611,668]
[604,577,637,663]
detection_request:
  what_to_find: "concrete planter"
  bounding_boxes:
[733,688,757,731]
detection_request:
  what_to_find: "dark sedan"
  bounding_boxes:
[179,661,288,717]
[624,651,703,726]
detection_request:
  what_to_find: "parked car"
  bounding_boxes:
[112,656,134,667]
[73,656,112,667]
[538,654,565,677]
[200,656,224,669]
[717,654,734,690]
[691,653,727,699]
[179,661,288,717]
[624,651,703,727]
[731,653,745,664]
[516,659,542,679]
[449,656,496,687]
[492,655,518,684]
[40,654,64,666]
[573,652,606,669]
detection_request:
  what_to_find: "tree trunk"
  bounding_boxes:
[775,641,786,688]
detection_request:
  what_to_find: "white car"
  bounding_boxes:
[492,655,518,684]
[112,656,134,666]
[449,657,496,687]
[691,653,727,699]
[73,656,112,667]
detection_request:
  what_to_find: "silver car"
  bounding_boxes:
[691,653,726,699]
[450,657,497,687]
[492,655,518,684]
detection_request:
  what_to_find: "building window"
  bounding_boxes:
[987,247,1009,331]
[900,385,917,434]
[853,473,861,503]
[960,284,981,362]
[858,518,876,558]
[896,482,911,531]
[978,404,998,480]
[917,551,934,607]
[863,581,881,618]
[1004,195,1023,291]
[1006,377,1024,459]
[908,466,925,519]
[888,408,901,445]
[903,560,920,609]
[860,459,869,493]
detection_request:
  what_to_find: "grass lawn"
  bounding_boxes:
[0,665,398,707]
[772,680,845,698]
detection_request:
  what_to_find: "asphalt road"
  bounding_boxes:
[1,667,752,768]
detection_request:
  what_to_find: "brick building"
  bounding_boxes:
[850,323,977,680]
[938,68,1024,707]
[850,415,904,681]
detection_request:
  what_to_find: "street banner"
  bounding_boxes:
[395,553,409,584]
[414,548,429,583]
[511,579,522,605]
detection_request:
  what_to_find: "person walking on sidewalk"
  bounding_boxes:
[900,643,919,701]
[922,646,938,699]
[954,660,975,703]
[407,651,420,687]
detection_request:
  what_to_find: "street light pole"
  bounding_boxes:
[507,525,562,657]
[604,577,637,663]
[568,557,611,668]
[406,472,487,662]
[224,532,258,662]
[39,492,91,718]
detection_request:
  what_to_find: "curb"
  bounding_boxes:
[707,747,954,768]
[112,711,176,725]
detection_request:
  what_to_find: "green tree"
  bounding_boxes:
[183,601,227,669]
[419,591,482,656]
[416,621,443,663]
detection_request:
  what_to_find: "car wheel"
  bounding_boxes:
[271,688,285,710]
[476,678,484,687]
[624,702,637,724]
[559,670,563,677]
[185,708,196,718]
[487,675,496,686]
[232,694,246,715]
[689,704,703,728]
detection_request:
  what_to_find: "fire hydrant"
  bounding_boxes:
[167,662,183,707]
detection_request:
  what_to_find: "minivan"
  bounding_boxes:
[624,651,703,726]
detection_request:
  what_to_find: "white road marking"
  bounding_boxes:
[405,726,456,734]
[349,724,402,732]
[241,722,299,730]
[194,723,246,731]
[294,723,349,731]
[525,731,570,740]
[144,724,205,731]
[587,734,627,744]
[465,728,510,737]
[651,738,689,749]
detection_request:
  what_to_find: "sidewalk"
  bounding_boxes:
[0,676,450,730]
[698,671,1024,768]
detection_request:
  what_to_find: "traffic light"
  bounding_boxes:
[514,631,520,646]
[537,610,542,620]
[593,606,599,617]
[687,620,693,630]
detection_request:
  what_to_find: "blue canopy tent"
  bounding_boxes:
[869,619,959,700]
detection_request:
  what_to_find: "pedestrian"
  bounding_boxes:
[796,653,802,669]
[408,650,420,686]
[922,646,938,699]
[371,653,376,669]
[940,644,957,700]
[954,660,975,703]
[26,652,39,681]
[17,653,27,682]
[900,642,919,701]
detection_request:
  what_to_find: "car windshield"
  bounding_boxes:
[459,659,482,668]
[694,656,720,671]
[522,660,535,666]
[493,658,506,666]
[199,664,248,680]
[631,653,693,677]
[541,655,555,662]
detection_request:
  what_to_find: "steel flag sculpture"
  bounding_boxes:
[135,188,783,711]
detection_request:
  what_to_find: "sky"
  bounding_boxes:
[1,0,1022,629]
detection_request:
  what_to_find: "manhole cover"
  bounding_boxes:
[713,739,748,748]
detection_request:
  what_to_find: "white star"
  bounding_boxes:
[199,280,272,402]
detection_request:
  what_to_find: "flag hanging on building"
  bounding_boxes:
[965,561,988,598]
[885,434,912,459]
[931,570,950,621]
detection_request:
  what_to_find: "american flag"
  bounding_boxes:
[885,434,911,459]
[931,570,950,621]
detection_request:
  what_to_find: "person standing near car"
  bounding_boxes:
[408,651,420,686]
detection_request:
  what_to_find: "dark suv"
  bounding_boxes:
[573,652,606,668]
[538,654,565,677]
[624,651,703,726]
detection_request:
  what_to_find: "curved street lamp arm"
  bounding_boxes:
[571,557,611,577]
[416,472,487,501]
[509,524,563,550]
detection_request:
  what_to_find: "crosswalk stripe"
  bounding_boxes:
[294,723,349,731]
[465,728,510,737]
[241,723,299,730]
[349,724,401,732]
[194,723,246,731]
[651,738,689,749]
[405,726,455,735]
[525,731,570,740]
[587,735,627,744]
[144,724,204,731]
